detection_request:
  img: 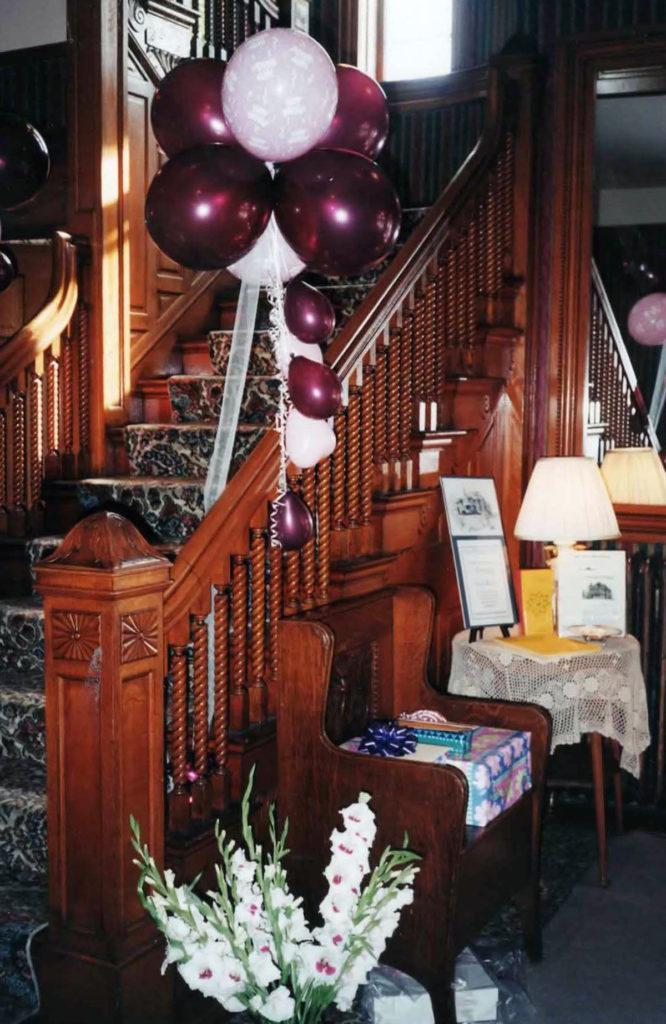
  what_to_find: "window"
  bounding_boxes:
[381,0,453,81]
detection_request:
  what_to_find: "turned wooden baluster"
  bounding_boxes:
[10,389,27,533]
[464,219,478,372]
[230,553,249,731]
[0,411,6,531]
[61,329,75,478]
[283,471,301,614]
[268,544,283,711]
[45,353,61,478]
[211,583,231,812]
[191,614,210,820]
[412,293,426,426]
[434,260,446,418]
[373,342,388,462]
[445,244,458,372]
[315,456,331,604]
[399,312,414,472]
[249,528,268,722]
[424,277,437,426]
[387,331,401,473]
[333,409,347,529]
[77,302,91,474]
[500,133,514,275]
[361,364,375,521]
[27,372,43,524]
[168,644,190,833]
[300,471,316,609]
[486,172,501,297]
[347,383,362,525]
[456,231,468,370]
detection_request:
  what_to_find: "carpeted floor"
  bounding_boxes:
[527,831,666,1024]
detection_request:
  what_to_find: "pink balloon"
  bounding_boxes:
[628,293,666,346]
[317,64,389,160]
[276,333,323,377]
[222,28,338,163]
[273,490,313,551]
[228,215,305,286]
[285,408,336,469]
[288,356,342,419]
[284,278,336,344]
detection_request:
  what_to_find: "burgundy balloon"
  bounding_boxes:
[275,149,401,276]
[145,145,272,270]
[284,278,336,344]
[151,59,235,157]
[317,64,389,159]
[0,113,50,210]
[0,250,14,293]
[273,490,313,551]
[288,356,342,420]
[0,243,18,277]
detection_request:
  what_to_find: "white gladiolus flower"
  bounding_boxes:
[248,949,281,987]
[231,847,257,885]
[164,916,192,944]
[254,985,296,1022]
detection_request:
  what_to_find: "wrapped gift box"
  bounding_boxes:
[341,726,531,827]
[453,947,499,1023]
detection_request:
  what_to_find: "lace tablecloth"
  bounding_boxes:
[447,632,650,777]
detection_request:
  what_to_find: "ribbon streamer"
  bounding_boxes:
[203,278,261,512]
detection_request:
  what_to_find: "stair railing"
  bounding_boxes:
[0,232,89,536]
[586,260,660,461]
[157,62,530,834]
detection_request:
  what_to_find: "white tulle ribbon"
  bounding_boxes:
[203,278,260,511]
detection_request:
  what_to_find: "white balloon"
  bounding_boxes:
[276,332,323,376]
[285,408,336,469]
[222,28,338,163]
[228,215,305,286]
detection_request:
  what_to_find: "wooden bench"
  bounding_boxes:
[277,585,552,1024]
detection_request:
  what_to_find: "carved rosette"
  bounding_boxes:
[121,610,159,663]
[52,611,101,661]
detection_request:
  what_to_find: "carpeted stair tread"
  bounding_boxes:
[0,761,46,886]
[78,477,205,544]
[168,374,279,425]
[0,884,46,1024]
[124,422,267,478]
[209,328,276,377]
[0,600,44,675]
[0,674,44,767]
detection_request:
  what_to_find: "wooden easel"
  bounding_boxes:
[469,624,511,643]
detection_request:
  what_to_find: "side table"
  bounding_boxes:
[447,632,651,885]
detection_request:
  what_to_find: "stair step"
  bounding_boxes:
[0,672,45,767]
[0,883,47,1021]
[124,422,267,479]
[0,599,44,675]
[78,477,205,544]
[168,374,279,425]
[26,534,63,593]
[209,328,276,377]
[0,760,46,885]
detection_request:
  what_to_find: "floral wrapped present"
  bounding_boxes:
[341,726,531,828]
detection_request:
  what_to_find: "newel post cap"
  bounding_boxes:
[35,511,171,594]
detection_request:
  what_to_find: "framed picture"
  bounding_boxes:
[452,537,518,629]
[440,476,518,631]
[556,549,626,637]
[440,476,504,537]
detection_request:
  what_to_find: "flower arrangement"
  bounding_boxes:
[130,771,420,1024]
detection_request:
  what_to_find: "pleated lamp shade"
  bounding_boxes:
[515,457,620,545]
[601,447,666,506]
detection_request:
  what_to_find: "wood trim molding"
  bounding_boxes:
[548,31,666,457]
[615,503,666,543]
[0,232,78,387]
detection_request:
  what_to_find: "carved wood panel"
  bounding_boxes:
[52,611,101,662]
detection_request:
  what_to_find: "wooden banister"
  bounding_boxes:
[0,232,78,387]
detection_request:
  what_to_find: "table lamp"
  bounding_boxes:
[515,456,620,556]
[600,447,666,505]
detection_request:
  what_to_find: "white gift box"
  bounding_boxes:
[453,947,499,1023]
[362,965,435,1024]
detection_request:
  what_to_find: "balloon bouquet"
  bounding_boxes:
[145,29,400,550]
[0,112,51,294]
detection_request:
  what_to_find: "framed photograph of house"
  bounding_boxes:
[556,549,626,637]
[440,476,504,537]
[440,476,518,632]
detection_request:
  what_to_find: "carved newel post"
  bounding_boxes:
[34,511,173,1024]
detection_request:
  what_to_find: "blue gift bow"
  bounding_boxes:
[359,720,417,758]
